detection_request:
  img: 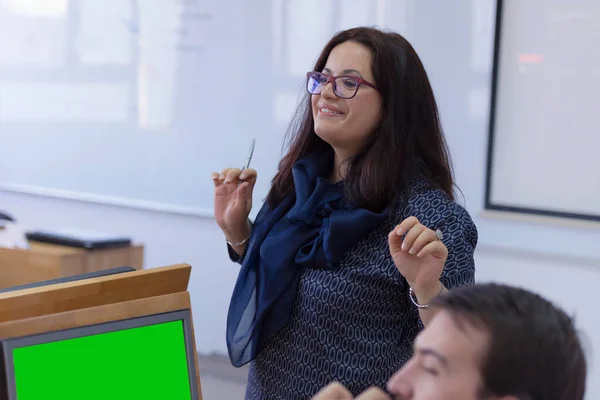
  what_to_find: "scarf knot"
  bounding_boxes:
[226,152,390,367]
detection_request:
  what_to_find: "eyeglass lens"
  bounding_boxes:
[307,73,359,99]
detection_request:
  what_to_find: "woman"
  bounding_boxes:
[211,27,477,399]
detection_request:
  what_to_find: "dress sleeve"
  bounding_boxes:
[401,188,478,290]
[435,202,477,289]
[227,242,247,265]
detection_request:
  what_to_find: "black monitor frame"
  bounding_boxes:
[1,309,199,400]
[484,0,600,222]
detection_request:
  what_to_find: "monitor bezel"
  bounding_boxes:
[1,309,199,400]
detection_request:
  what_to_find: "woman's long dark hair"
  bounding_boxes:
[267,27,454,212]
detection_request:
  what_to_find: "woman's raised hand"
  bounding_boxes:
[212,167,257,244]
[388,216,448,294]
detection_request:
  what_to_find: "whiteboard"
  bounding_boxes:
[487,0,600,222]
[0,0,415,217]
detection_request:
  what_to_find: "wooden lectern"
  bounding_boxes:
[0,264,202,399]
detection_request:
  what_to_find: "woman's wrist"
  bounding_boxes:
[411,280,445,305]
[224,220,252,246]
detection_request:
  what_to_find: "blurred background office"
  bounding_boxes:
[0,0,598,398]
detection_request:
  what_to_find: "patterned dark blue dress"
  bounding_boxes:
[229,179,477,399]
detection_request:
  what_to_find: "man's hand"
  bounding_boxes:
[311,383,391,400]
[311,382,353,399]
[355,387,391,399]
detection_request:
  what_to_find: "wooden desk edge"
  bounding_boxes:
[0,263,192,323]
[0,263,190,300]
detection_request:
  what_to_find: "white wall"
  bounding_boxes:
[1,0,598,397]
[0,192,237,353]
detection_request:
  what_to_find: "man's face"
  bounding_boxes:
[386,310,490,400]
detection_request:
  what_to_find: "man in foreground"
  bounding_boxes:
[312,283,587,400]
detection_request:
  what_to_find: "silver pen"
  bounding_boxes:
[239,138,255,182]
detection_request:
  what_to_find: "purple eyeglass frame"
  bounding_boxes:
[306,71,377,99]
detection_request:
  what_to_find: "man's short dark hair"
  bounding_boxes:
[433,283,587,400]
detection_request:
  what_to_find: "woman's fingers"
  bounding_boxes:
[224,168,241,183]
[394,216,420,236]
[407,228,438,256]
[211,172,221,187]
[218,168,230,181]
[389,216,420,251]
[213,168,258,184]
[239,168,257,183]
[236,181,252,207]
[239,168,258,193]
[213,167,259,190]
[391,216,443,256]
[216,167,240,183]
[416,240,448,259]
[399,222,426,253]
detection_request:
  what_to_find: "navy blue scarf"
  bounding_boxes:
[226,152,390,367]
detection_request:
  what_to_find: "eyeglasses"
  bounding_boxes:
[306,71,377,99]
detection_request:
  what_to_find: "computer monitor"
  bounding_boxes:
[0,310,199,400]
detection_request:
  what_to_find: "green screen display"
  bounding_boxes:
[10,320,192,400]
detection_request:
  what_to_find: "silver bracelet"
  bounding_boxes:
[409,284,444,309]
[226,221,253,247]
[226,234,251,247]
